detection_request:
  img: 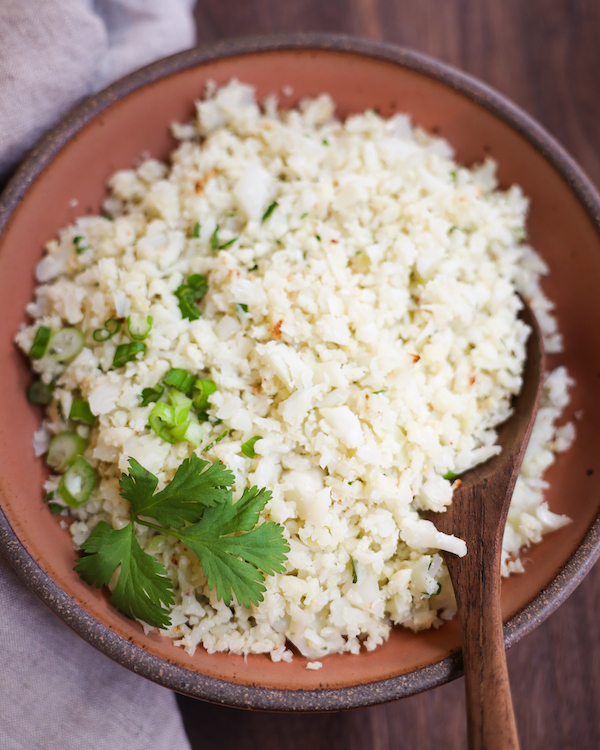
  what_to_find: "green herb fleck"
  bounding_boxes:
[202,429,229,453]
[174,274,209,321]
[262,201,279,223]
[373,390,387,395]
[73,235,89,254]
[450,170,457,181]
[351,558,357,584]
[322,139,329,146]
[241,436,261,459]
[315,235,321,241]
[443,471,458,480]
[300,212,308,219]
[140,384,164,407]
[211,225,238,252]
[235,303,249,322]
[189,221,201,238]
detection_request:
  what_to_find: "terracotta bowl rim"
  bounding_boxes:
[1,33,600,711]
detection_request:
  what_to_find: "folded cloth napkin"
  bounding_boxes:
[0,0,196,179]
[0,2,196,748]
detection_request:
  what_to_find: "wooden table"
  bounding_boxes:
[178,1,600,747]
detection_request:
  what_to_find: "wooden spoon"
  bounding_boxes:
[428,300,545,750]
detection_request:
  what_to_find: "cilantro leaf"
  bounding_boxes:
[175,486,289,607]
[174,274,208,321]
[74,521,174,629]
[120,455,234,529]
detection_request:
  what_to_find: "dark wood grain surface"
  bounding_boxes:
[178,1,600,747]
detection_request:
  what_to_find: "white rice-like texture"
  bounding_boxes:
[16,81,573,660]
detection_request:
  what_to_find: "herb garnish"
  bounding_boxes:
[73,235,89,254]
[174,273,209,321]
[241,436,261,458]
[203,429,229,453]
[261,201,278,223]
[211,225,238,252]
[75,455,289,627]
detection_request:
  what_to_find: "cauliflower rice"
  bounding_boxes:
[16,80,574,661]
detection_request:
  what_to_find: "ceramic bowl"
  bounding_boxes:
[1,34,600,711]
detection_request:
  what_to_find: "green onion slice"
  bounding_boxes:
[189,221,201,238]
[47,328,85,362]
[192,379,217,411]
[443,471,458,480]
[92,318,121,342]
[112,341,146,368]
[241,436,261,459]
[127,314,153,341]
[351,558,357,584]
[170,419,203,447]
[69,399,96,425]
[58,456,96,507]
[148,403,176,443]
[29,326,51,359]
[163,368,195,395]
[167,389,192,425]
[27,379,54,405]
[140,384,164,407]
[47,431,86,473]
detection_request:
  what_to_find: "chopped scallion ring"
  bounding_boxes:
[241,436,261,459]
[170,419,204,447]
[112,341,146,368]
[163,368,195,395]
[167,389,192,425]
[148,402,177,443]
[27,379,54,405]
[29,326,51,359]
[69,399,96,425]
[47,431,86,473]
[192,379,217,411]
[47,328,85,361]
[127,314,153,341]
[58,456,96,507]
[93,318,121,342]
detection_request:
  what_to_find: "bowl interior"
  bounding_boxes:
[1,44,599,701]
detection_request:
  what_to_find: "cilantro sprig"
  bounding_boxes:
[74,454,289,628]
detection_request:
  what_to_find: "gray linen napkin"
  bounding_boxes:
[0,2,197,747]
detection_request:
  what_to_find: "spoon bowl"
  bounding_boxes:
[428,299,545,749]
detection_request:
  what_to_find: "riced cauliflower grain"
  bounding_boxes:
[16,80,573,660]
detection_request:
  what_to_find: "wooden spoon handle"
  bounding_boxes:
[457,564,520,750]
